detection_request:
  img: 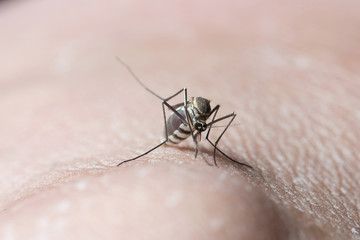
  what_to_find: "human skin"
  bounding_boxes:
[0,0,359,239]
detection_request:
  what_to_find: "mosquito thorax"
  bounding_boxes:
[192,97,211,117]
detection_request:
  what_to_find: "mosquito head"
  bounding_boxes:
[194,120,207,132]
[193,97,211,116]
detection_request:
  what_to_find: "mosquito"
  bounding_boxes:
[116,58,252,169]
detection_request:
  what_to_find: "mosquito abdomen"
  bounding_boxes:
[163,106,191,144]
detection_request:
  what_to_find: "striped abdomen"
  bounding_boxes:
[163,106,191,144]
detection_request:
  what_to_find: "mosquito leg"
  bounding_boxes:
[118,88,192,166]
[162,89,188,125]
[117,57,188,123]
[116,57,165,101]
[161,100,169,142]
[206,138,253,169]
[204,105,221,166]
[211,112,236,166]
[206,112,251,168]
[213,112,236,151]
[117,102,168,166]
[206,104,220,141]
[164,88,184,102]
[117,141,167,166]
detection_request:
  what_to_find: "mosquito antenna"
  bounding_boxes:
[210,123,243,128]
[116,57,164,101]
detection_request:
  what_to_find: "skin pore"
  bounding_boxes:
[0,0,359,239]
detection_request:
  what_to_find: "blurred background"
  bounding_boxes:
[0,0,359,239]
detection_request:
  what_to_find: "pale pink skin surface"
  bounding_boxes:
[0,0,359,239]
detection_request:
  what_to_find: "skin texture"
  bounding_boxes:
[0,0,359,239]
